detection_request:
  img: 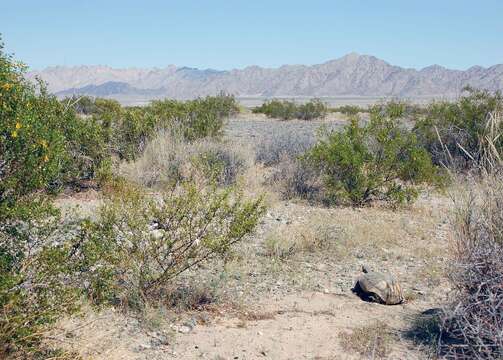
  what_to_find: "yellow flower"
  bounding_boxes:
[39,139,48,148]
[1,83,13,91]
[15,122,22,129]
[43,155,49,162]
[11,131,17,138]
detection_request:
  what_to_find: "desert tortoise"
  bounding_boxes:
[353,265,404,305]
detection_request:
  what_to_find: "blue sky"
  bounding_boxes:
[1,0,502,71]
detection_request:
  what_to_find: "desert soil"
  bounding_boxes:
[51,114,452,359]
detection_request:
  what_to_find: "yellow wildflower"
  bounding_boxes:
[43,155,49,162]
[15,122,22,129]
[1,83,13,91]
[11,131,17,138]
[39,139,48,148]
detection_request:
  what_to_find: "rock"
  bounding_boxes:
[136,343,151,351]
[172,324,193,334]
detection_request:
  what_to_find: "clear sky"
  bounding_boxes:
[1,0,502,71]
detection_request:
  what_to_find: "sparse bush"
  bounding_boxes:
[296,99,328,120]
[255,129,315,166]
[440,176,503,358]
[253,99,327,120]
[192,145,245,186]
[0,212,83,357]
[269,157,322,201]
[414,87,503,172]
[371,99,426,118]
[306,107,442,206]
[78,181,265,307]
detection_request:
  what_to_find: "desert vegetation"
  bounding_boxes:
[2,36,503,359]
[252,98,328,120]
[0,43,260,358]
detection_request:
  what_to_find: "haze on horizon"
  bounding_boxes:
[1,0,503,72]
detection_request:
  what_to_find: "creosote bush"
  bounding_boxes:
[306,108,442,206]
[0,37,242,357]
[78,181,265,307]
[330,104,367,116]
[440,176,503,358]
[253,99,327,120]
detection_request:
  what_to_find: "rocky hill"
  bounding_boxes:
[27,53,503,100]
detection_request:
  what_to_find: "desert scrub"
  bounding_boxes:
[0,40,116,357]
[331,104,367,116]
[268,157,322,202]
[119,131,246,188]
[306,106,443,206]
[414,87,503,172]
[78,181,265,307]
[149,93,239,141]
[439,175,503,358]
[191,144,245,186]
[253,99,327,120]
[0,211,85,357]
[255,127,315,166]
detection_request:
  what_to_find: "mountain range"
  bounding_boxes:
[27,53,503,103]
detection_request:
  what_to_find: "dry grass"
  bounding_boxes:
[440,174,503,358]
[339,321,395,359]
[119,131,248,188]
[262,222,337,259]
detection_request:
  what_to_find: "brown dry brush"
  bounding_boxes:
[440,176,503,358]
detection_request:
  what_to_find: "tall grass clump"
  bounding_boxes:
[119,131,246,188]
[306,105,442,206]
[253,99,327,120]
[440,176,503,358]
[414,87,503,172]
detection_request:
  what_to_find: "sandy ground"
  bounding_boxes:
[49,114,451,359]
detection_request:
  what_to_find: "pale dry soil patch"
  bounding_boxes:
[49,188,451,360]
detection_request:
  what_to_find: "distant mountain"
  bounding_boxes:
[27,53,503,102]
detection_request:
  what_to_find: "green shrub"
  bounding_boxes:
[150,93,239,141]
[306,109,441,206]
[253,99,327,120]
[78,181,265,307]
[0,43,109,210]
[331,104,367,116]
[0,211,83,357]
[0,40,104,357]
[296,99,328,120]
[414,87,503,171]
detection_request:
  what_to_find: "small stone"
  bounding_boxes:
[136,343,151,351]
